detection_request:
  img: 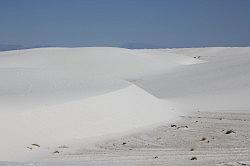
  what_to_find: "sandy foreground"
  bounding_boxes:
[1,111,249,166]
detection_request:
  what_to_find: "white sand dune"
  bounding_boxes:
[136,47,250,111]
[0,84,180,161]
[0,47,250,164]
[0,47,201,111]
[0,47,200,161]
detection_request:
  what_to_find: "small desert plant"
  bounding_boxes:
[31,143,40,147]
[200,137,206,141]
[225,129,235,134]
[53,150,60,154]
[190,156,197,160]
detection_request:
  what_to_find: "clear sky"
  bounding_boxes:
[0,0,250,48]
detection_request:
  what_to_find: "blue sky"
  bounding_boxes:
[0,0,250,48]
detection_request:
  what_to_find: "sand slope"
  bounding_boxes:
[0,47,198,161]
[0,47,250,164]
[2,112,249,166]
[0,47,201,111]
[136,47,250,111]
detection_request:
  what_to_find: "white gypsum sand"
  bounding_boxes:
[0,47,249,165]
